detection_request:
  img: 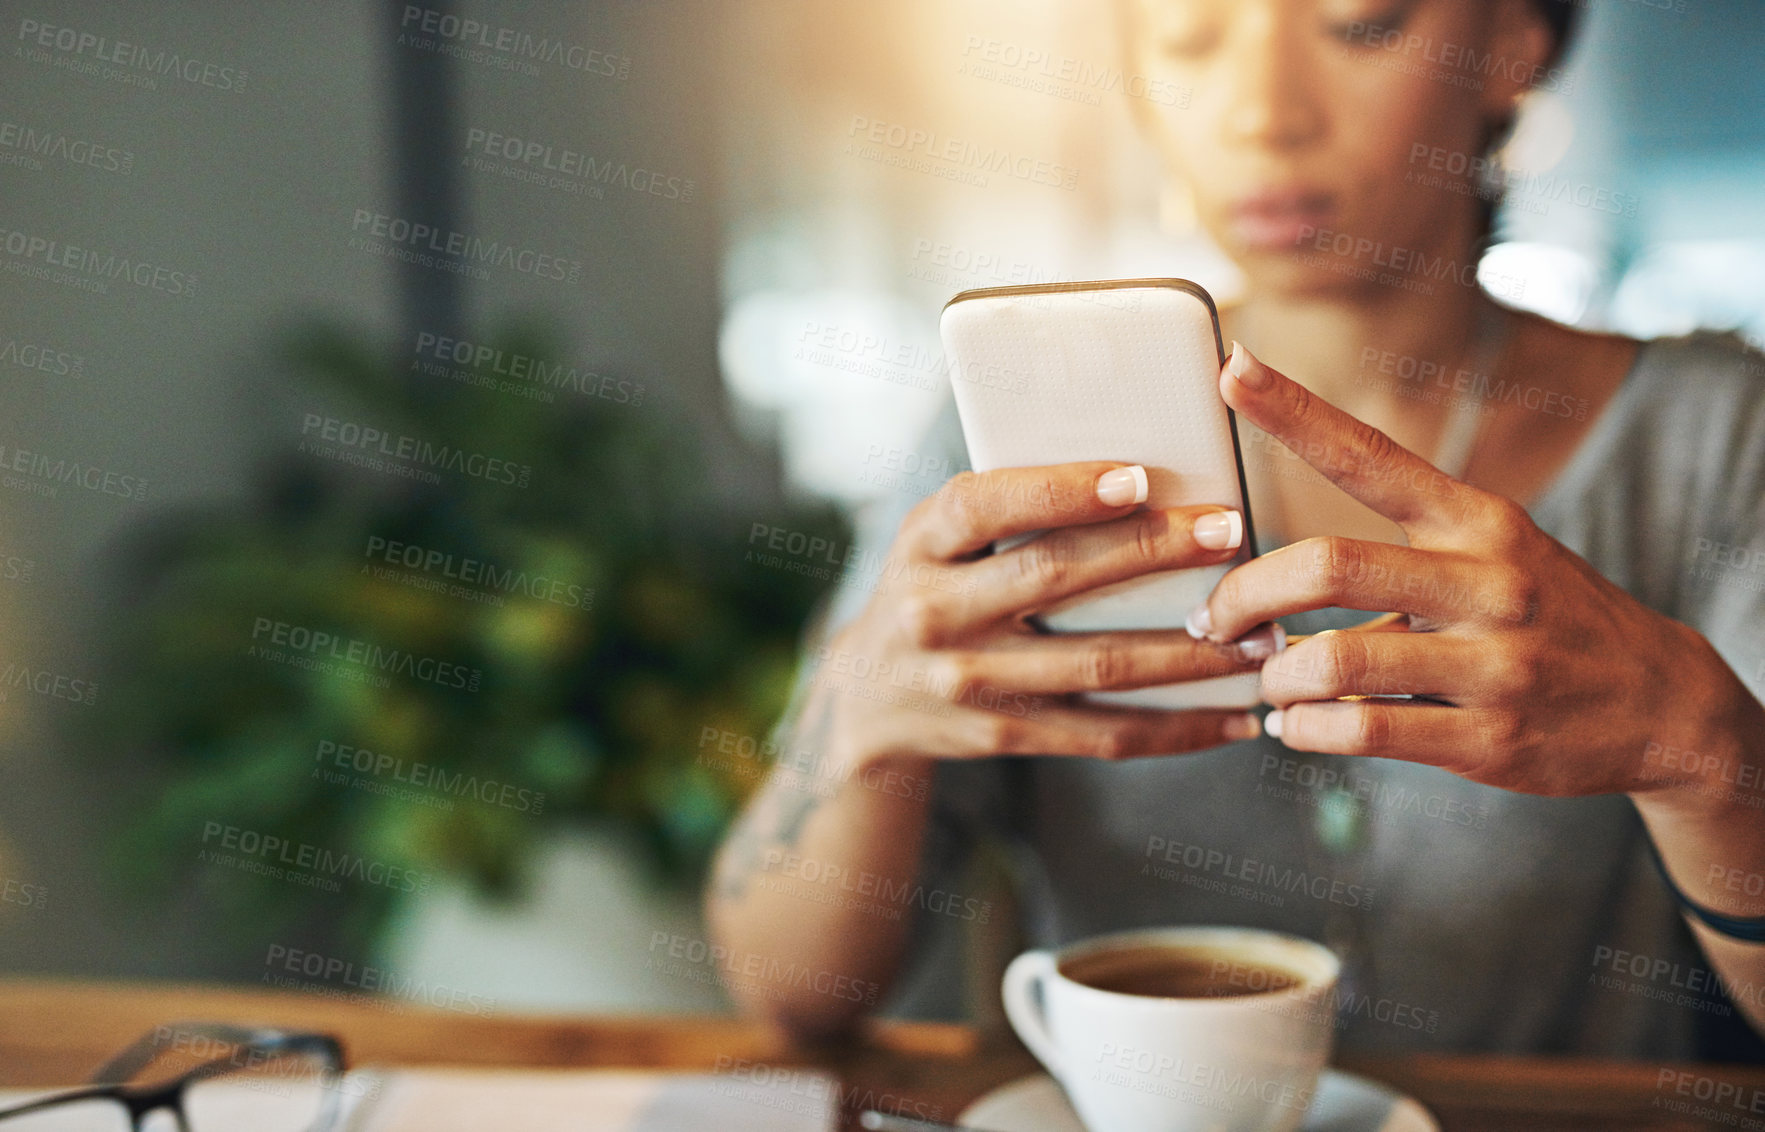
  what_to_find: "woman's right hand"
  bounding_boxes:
[809,461,1279,776]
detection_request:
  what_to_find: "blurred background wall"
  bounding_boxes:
[0,0,1761,1016]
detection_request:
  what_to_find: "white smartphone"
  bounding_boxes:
[939,278,1260,710]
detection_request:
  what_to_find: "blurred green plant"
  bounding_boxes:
[94,319,845,949]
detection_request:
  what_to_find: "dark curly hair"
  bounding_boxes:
[1475,0,1584,237]
[1532,0,1583,66]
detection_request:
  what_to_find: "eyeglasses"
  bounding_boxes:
[0,1023,351,1131]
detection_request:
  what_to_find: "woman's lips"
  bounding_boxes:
[1228,189,1337,251]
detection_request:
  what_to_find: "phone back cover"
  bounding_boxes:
[939,280,1260,710]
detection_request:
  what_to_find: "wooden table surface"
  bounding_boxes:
[2,980,1763,1130]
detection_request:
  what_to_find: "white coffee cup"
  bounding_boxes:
[1002,926,1341,1132]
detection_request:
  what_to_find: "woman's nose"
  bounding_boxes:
[1222,4,1326,150]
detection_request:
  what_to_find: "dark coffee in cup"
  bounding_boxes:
[1061,943,1305,999]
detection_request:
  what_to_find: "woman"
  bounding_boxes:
[707,0,1765,1060]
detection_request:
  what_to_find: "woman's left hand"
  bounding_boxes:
[1191,343,1733,800]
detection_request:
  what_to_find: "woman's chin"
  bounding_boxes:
[1232,252,1386,303]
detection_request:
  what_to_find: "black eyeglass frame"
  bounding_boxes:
[0,1023,347,1132]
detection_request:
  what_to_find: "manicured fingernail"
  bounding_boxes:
[1193,509,1243,551]
[1184,602,1213,640]
[1223,713,1262,742]
[1097,465,1149,507]
[1229,622,1287,663]
[1264,709,1284,739]
[1227,341,1270,390]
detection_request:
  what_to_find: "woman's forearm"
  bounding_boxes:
[705,691,936,1037]
[1629,630,1765,1034]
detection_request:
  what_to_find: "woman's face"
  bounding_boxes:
[1125,0,1553,297]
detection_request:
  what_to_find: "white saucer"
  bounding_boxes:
[959,1069,1438,1132]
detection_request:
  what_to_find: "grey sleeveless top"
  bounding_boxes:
[789,331,1765,1059]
